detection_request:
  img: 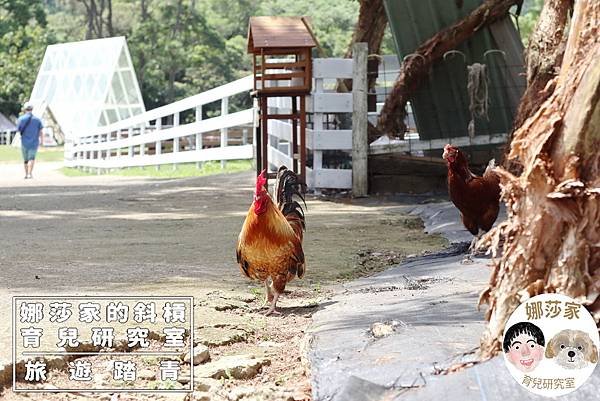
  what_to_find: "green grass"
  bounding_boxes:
[61,159,253,179]
[0,145,65,163]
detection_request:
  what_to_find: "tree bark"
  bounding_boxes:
[479,0,600,357]
[376,0,519,136]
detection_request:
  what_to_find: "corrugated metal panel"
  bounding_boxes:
[383,0,525,142]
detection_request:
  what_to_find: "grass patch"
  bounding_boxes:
[61,159,253,179]
[0,145,64,163]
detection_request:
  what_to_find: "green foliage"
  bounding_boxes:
[0,0,53,116]
[0,0,363,118]
[0,0,543,121]
[514,0,543,45]
[0,0,46,36]
[128,1,237,110]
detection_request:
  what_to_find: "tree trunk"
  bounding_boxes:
[479,0,600,357]
[510,0,573,142]
[376,0,519,136]
[106,0,114,37]
[342,0,387,92]
[336,0,388,142]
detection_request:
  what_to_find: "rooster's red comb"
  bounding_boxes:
[256,170,267,192]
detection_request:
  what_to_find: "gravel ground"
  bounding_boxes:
[0,162,446,400]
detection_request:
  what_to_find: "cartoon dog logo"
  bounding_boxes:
[545,329,599,369]
[503,322,545,373]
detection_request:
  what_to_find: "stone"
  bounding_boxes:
[93,372,112,386]
[257,341,282,348]
[183,344,210,365]
[195,327,248,347]
[159,393,189,401]
[370,322,395,338]
[194,377,222,392]
[208,299,249,311]
[227,386,255,400]
[195,307,250,330]
[196,355,270,380]
[137,368,156,380]
[191,392,212,401]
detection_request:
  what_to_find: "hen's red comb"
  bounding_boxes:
[256,170,267,192]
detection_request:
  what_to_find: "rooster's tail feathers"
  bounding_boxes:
[275,166,306,232]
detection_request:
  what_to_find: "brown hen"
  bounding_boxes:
[443,144,501,259]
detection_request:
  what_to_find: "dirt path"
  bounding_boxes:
[0,162,446,400]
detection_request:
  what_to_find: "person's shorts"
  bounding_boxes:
[21,146,38,162]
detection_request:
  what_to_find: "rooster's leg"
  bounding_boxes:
[261,292,282,316]
[260,280,275,308]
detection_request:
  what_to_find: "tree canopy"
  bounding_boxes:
[0,0,542,119]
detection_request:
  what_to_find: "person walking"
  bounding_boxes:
[16,102,44,179]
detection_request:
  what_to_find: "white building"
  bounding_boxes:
[29,36,145,140]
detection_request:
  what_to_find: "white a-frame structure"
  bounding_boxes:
[29,36,145,139]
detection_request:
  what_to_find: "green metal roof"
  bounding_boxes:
[383,0,526,141]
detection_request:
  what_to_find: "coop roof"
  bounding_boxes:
[247,16,316,53]
[29,36,145,139]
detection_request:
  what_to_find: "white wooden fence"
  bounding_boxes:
[65,57,367,192]
[64,76,254,170]
[267,57,362,190]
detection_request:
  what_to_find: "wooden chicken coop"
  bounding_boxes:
[247,16,316,185]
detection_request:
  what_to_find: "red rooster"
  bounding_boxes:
[442,144,501,259]
[236,166,306,315]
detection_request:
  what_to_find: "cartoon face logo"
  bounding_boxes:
[545,329,599,369]
[503,322,545,372]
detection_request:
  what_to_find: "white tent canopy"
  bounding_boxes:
[29,36,145,139]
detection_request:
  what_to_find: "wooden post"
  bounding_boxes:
[352,42,368,197]
[299,95,307,186]
[242,128,248,145]
[255,98,263,177]
[128,128,133,158]
[291,96,298,173]
[106,132,111,161]
[220,97,229,169]
[116,130,121,157]
[312,78,325,191]
[173,112,180,170]
[155,118,162,170]
[260,97,268,174]
[140,126,145,156]
[195,105,203,169]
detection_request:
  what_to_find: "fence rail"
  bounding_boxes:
[267,57,360,190]
[65,76,254,170]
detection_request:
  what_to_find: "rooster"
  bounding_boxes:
[442,144,500,260]
[236,166,306,315]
